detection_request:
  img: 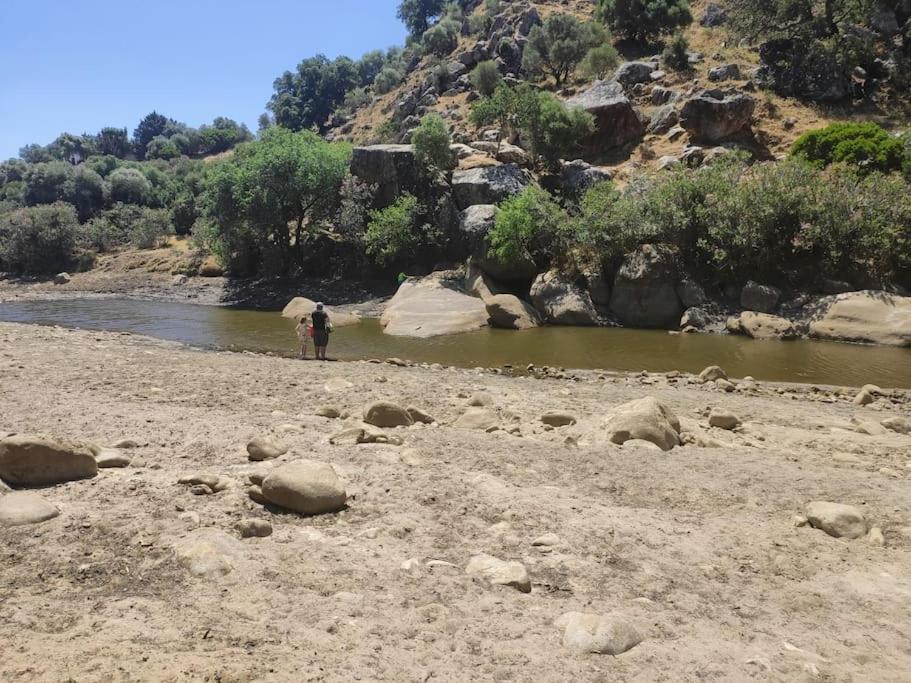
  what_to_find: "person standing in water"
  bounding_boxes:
[310,302,331,360]
[294,314,311,359]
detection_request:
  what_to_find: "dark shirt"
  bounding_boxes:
[311,310,328,331]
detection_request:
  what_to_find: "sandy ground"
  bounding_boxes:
[2,322,911,681]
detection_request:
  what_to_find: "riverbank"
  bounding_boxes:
[2,322,911,680]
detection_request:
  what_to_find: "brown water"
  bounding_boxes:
[1,298,910,388]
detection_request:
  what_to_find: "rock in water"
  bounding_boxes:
[808,291,911,347]
[0,492,60,527]
[609,245,683,329]
[381,275,490,338]
[281,297,360,327]
[246,437,288,462]
[557,612,642,655]
[805,501,868,539]
[260,460,347,515]
[453,408,500,431]
[485,294,540,330]
[530,271,599,326]
[0,435,97,486]
[603,397,681,451]
[363,401,414,428]
[740,281,781,313]
[174,528,243,579]
[737,311,797,340]
[466,554,531,593]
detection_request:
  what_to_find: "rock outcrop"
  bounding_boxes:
[381,276,490,338]
[530,271,599,326]
[808,291,911,347]
[0,435,98,487]
[451,164,528,209]
[610,245,682,329]
[350,144,421,206]
[565,81,646,156]
[679,91,755,143]
[736,312,797,340]
[740,281,781,313]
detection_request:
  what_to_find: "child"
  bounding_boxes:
[295,315,311,359]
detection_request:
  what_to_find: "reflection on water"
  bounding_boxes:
[1,298,910,388]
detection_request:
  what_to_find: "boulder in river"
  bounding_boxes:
[281,298,360,327]
[381,275,489,338]
[808,291,911,347]
[485,294,540,330]
[610,245,682,329]
[0,435,97,487]
[603,397,681,451]
[530,271,599,326]
[260,460,347,516]
[736,311,797,340]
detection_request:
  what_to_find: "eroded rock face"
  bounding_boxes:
[350,145,420,207]
[740,281,781,313]
[565,81,646,156]
[381,276,490,338]
[530,271,599,326]
[610,245,682,329]
[808,291,911,347]
[602,397,681,451]
[679,91,755,143]
[0,435,97,487]
[451,164,529,209]
[260,460,347,516]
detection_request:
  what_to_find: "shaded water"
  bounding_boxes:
[1,298,910,388]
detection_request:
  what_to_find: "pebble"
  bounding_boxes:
[531,533,561,547]
[867,527,885,546]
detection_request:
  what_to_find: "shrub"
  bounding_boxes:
[108,167,152,205]
[374,66,404,94]
[580,44,620,80]
[488,187,568,265]
[598,0,692,42]
[365,194,422,265]
[0,202,79,274]
[23,161,72,206]
[662,33,690,72]
[792,122,907,175]
[421,18,460,57]
[343,87,371,111]
[470,60,502,97]
[411,114,455,172]
[129,208,173,249]
[522,14,607,86]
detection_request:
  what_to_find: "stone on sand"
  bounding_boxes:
[699,366,728,382]
[260,460,347,515]
[316,406,341,419]
[881,417,911,434]
[246,437,289,462]
[0,492,60,527]
[363,401,414,428]
[805,501,868,539]
[853,390,875,406]
[557,612,643,655]
[0,435,98,487]
[329,424,403,446]
[174,528,243,579]
[247,485,268,505]
[95,447,131,468]
[603,397,681,451]
[466,554,531,593]
[541,412,577,427]
[708,409,741,430]
[406,407,436,424]
[236,518,273,539]
[454,408,500,431]
[468,392,494,407]
[867,527,885,546]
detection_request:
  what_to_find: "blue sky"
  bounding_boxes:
[0,0,407,159]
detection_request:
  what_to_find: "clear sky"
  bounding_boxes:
[0,0,407,160]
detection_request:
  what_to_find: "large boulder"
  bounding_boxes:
[755,39,849,102]
[602,397,681,451]
[381,276,490,338]
[740,281,781,313]
[0,492,60,527]
[350,145,421,207]
[565,81,646,156]
[451,164,529,209]
[558,160,612,198]
[281,298,361,327]
[260,460,347,515]
[737,311,797,340]
[0,435,97,487]
[808,291,911,347]
[613,62,656,88]
[530,271,599,326]
[485,294,540,330]
[700,2,727,27]
[679,91,755,144]
[609,245,682,329]
[459,206,537,282]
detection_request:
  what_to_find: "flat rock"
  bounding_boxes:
[809,291,911,347]
[174,528,244,579]
[246,437,288,462]
[603,397,681,451]
[557,612,642,655]
[95,447,131,468]
[708,410,741,430]
[541,412,577,427]
[260,460,347,515]
[363,401,413,428]
[0,492,60,527]
[381,276,489,338]
[466,554,531,593]
[453,408,499,431]
[805,501,868,539]
[0,435,97,487]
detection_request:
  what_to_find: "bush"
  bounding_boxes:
[365,194,422,265]
[470,60,502,97]
[412,114,455,172]
[522,14,607,86]
[109,167,152,205]
[662,33,690,72]
[598,0,692,42]
[422,18,459,57]
[792,122,907,175]
[129,208,173,249]
[580,44,620,80]
[0,202,79,274]
[488,187,568,265]
[374,66,404,94]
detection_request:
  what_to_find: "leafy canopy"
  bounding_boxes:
[522,14,607,87]
[411,113,455,172]
[268,55,359,132]
[792,122,908,174]
[598,0,692,42]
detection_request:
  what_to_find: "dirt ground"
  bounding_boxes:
[1,322,911,681]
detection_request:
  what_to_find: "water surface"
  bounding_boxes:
[1,298,909,388]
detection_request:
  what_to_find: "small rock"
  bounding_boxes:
[400,558,422,572]
[190,484,214,496]
[316,407,341,419]
[715,378,736,392]
[260,460,347,516]
[113,439,140,449]
[531,533,561,547]
[406,407,436,424]
[602,397,681,451]
[699,365,728,382]
[363,401,414,428]
[236,518,273,539]
[867,527,885,546]
[708,409,741,430]
[53,272,71,285]
[178,473,220,489]
[246,437,289,462]
[95,447,131,468]
[541,412,577,427]
[453,408,500,431]
[853,390,875,406]
[881,416,911,434]
[0,492,60,527]
[465,554,531,593]
[805,501,868,539]
[557,612,642,655]
[468,392,495,407]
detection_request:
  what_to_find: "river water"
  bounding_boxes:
[1,298,909,388]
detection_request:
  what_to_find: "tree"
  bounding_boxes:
[0,202,79,274]
[727,0,866,40]
[397,0,446,37]
[364,194,422,265]
[202,127,352,275]
[19,144,54,164]
[422,18,460,57]
[96,127,131,158]
[357,50,387,86]
[580,44,620,80]
[470,60,502,97]
[374,66,404,94]
[133,112,172,159]
[146,135,182,160]
[412,114,455,172]
[522,14,607,87]
[108,167,151,205]
[662,32,691,71]
[488,187,567,265]
[598,0,692,42]
[23,162,73,206]
[64,165,106,222]
[268,55,360,132]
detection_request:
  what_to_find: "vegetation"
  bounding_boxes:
[662,33,691,72]
[488,187,566,265]
[268,55,360,132]
[397,0,446,38]
[792,122,908,175]
[598,0,692,42]
[0,203,80,274]
[411,114,455,172]
[580,44,620,80]
[470,61,502,98]
[522,14,607,87]
[364,194,422,265]
[422,18,460,57]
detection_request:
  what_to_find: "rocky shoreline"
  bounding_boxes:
[2,321,911,679]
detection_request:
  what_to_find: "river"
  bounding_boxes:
[1,297,909,388]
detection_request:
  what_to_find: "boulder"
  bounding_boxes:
[0,435,97,487]
[708,64,740,82]
[699,365,728,382]
[603,397,681,451]
[363,401,414,428]
[466,554,531,593]
[381,276,490,338]
[516,6,541,35]
[805,501,868,539]
[740,281,781,313]
[648,105,678,135]
[260,460,347,515]
[0,492,60,527]
[453,408,500,431]
[485,294,540,330]
[557,612,642,655]
[558,160,613,199]
[755,39,849,102]
[530,271,599,326]
[451,164,528,209]
[95,448,131,468]
[246,437,289,462]
[350,144,420,206]
[565,81,646,156]
[700,2,727,27]
[235,518,273,539]
[466,259,506,301]
[586,270,612,307]
[406,407,436,424]
[679,91,755,143]
[174,528,244,579]
[737,311,797,340]
[680,307,711,330]
[53,272,71,285]
[614,62,656,88]
[881,416,911,434]
[459,206,537,282]
[677,279,707,308]
[609,245,682,329]
[496,142,530,166]
[808,291,911,347]
[281,298,360,327]
[709,409,741,430]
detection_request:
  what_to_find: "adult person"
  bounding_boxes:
[310,302,331,360]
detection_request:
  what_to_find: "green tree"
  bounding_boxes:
[108,167,152,205]
[411,113,455,172]
[522,14,606,87]
[146,135,182,160]
[268,55,360,132]
[727,0,866,39]
[64,165,107,221]
[662,32,691,71]
[470,60,502,97]
[129,207,173,248]
[357,50,387,86]
[133,111,173,159]
[579,43,620,80]
[374,66,404,94]
[422,18,460,57]
[0,202,79,274]
[96,127,131,158]
[364,194,421,265]
[598,0,692,42]
[23,162,73,205]
[397,0,446,37]
[488,187,567,265]
[202,128,351,275]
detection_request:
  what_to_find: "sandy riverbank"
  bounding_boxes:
[2,322,911,680]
